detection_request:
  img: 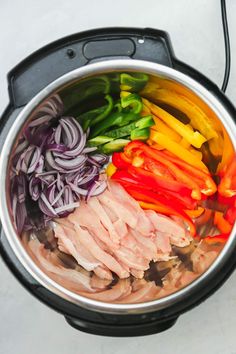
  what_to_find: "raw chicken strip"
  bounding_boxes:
[108,180,141,214]
[98,190,138,228]
[117,281,158,303]
[69,202,119,251]
[93,266,113,280]
[113,219,128,239]
[191,245,218,273]
[136,211,154,236]
[155,232,172,254]
[146,210,186,237]
[146,210,190,246]
[129,229,157,259]
[80,279,131,302]
[28,238,94,292]
[73,224,129,278]
[54,223,101,271]
[90,275,112,290]
[115,246,150,271]
[102,204,118,223]
[88,197,120,244]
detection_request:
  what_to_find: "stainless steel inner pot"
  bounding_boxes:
[0,59,236,315]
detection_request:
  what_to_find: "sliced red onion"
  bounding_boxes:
[61,118,80,149]
[29,177,41,201]
[54,202,80,214]
[86,180,107,201]
[39,193,58,217]
[55,155,87,170]
[67,182,89,196]
[51,187,65,206]
[28,146,41,174]
[15,139,29,155]
[91,153,109,165]
[54,125,62,144]
[35,156,45,174]
[11,94,109,234]
[46,144,67,153]
[63,133,86,157]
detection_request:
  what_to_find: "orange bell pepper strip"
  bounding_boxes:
[214,211,232,233]
[184,207,205,218]
[203,233,230,244]
[218,156,236,197]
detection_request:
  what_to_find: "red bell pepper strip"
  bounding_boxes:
[218,156,236,197]
[127,165,196,209]
[204,233,230,244]
[225,206,236,225]
[163,150,217,196]
[112,168,197,210]
[122,185,196,236]
[137,153,175,180]
[124,141,202,200]
[112,152,132,169]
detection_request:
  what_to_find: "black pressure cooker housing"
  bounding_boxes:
[0,28,236,336]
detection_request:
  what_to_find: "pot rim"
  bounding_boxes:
[0,59,236,315]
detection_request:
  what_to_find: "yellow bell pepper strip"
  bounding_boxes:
[218,156,236,197]
[147,139,164,150]
[106,162,117,177]
[142,98,207,148]
[184,207,205,218]
[189,148,203,160]
[141,89,218,140]
[217,127,235,173]
[151,117,181,142]
[180,138,191,149]
[214,211,232,234]
[149,130,208,170]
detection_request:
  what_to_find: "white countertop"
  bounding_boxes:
[0,0,236,353]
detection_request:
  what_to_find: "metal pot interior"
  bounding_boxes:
[1,60,236,314]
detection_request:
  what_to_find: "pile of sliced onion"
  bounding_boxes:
[11,95,109,234]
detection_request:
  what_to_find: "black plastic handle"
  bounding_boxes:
[8,27,174,108]
[65,315,178,337]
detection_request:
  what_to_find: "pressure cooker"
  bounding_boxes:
[0,27,235,336]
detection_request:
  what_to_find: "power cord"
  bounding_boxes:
[221,0,231,92]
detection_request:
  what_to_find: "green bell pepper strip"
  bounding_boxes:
[77,95,113,130]
[99,139,131,154]
[87,136,114,147]
[103,115,154,140]
[120,73,149,92]
[130,128,150,141]
[90,111,140,138]
[121,93,143,114]
[61,75,111,113]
